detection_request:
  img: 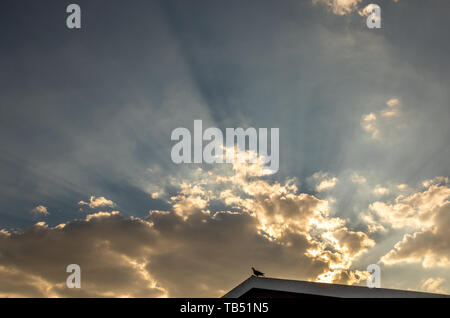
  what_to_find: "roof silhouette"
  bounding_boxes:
[223,276,449,298]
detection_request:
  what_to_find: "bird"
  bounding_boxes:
[251,267,265,277]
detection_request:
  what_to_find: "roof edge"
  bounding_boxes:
[222,276,449,298]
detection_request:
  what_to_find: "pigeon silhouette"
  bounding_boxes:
[252,267,265,277]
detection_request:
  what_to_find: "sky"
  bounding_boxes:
[0,0,449,297]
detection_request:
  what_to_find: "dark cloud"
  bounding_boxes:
[0,210,324,297]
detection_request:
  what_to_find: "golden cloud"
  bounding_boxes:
[0,154,374,297]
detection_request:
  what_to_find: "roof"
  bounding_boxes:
[222,276,449,298]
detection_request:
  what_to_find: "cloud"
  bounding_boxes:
[380,202,450,268]
[373,185,390,196]
[316,268,370,285]
[362,177,450,268]
[31,205,49,216]
[0,155,374,297]
[366,177,449,230]
[314,0,399,16]
[386,98,400,107]
[78,196,116,209]
[361,112,379,139]
[310,171,339,192]
[380,108,400,118]
[0,212,166,298]
[150,192,159,199]
[312,0,363,15]
[313,1,399,17]
[361,98,402,140]
[381,98,401,117]
[351,172,367,184]
[421,277,447,294]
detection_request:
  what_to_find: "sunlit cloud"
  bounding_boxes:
[360,177,450,269]
[31,205,49,216]
[381,98,401,117]
[351,172,367,184]
[386,98,400,107]
[0,154,376,297]
[78,196,116,209]
[361,98,403,140]
[421,277,447,294]
[373,185,390,196]
[310,171,339,192]
[312,0,363,15]
[361,112,379,139]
